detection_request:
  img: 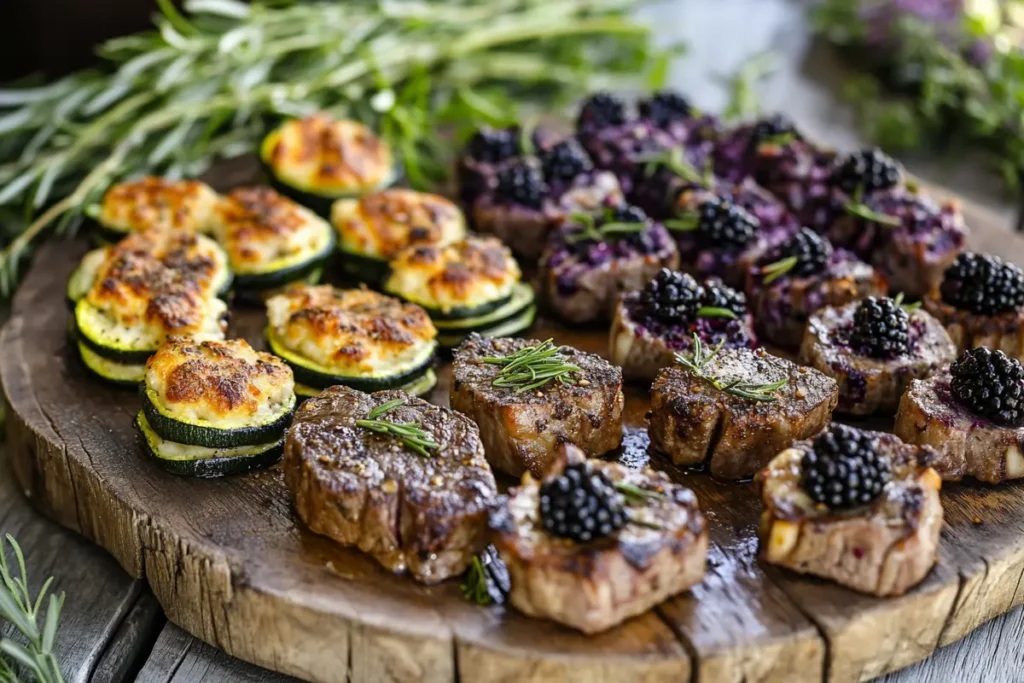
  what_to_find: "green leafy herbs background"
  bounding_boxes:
[0,0,679,301]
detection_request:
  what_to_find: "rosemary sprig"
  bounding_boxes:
[759,255,798,284]
[355,399,439,458]
[758,131,796,147]
[893,292,922,311]
[695,306,738,320]
[641,146,712,187]
[0,535,66,683]
[482,338,581,393]
[459,545,509,607]
[663,210,699,233]
[460,557,492,606]
[844,186,900,227]
[674,334,788,402]
[614,481,667,503]
[565,210,646,244]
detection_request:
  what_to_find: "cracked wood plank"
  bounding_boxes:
[137,623,298,683]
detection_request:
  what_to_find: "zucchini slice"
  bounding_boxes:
[336,247,389,285]
[77,341,146,386]
[136,412,283,477]
[437,305,537,349]
[431,283,535,333]
[295,368,437,400]
[75,300,158,365]
[232,226,336,292]
[266,329,436,392]
[389,290,515,321]
[141,387,296,448]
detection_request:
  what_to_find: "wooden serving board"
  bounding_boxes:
[4,192,1024,683]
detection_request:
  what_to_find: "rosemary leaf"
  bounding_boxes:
[483,339,581,393]
[615,481,667,503]
[663,211,699,232]
[356,399,439,457]
[760,255,798,284]
[696,306,738,320]
[844,200,901,227]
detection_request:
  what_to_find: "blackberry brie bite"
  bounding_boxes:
[494,443,707,634]
[745,228,888,350]
[265,284,437,399]
[610,269,756,382]
[712,113,805,183]
[456,125,524,207]
[73,229,230,385]
[259,113,397,214]
[383,236,534,349]
[757,425,942,597]
[895,348,1024,482]
[800,297,956,415]
[136,337,295,477]
[86,176,220,244]
[649,344,837,479]
[924,252,1024,360]
[212,187,335,298]
[331,188,466,284]
[539,204,678,324]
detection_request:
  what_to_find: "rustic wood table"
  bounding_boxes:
[3,1,1023,681]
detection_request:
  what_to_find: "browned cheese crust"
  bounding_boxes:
[98,176,219,234]
[332,188,464,260]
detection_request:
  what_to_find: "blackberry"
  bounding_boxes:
[950,347,1024,426]
[641,268,702,324]
[539,461,627,543]
[700,279,747,317]
[639,91,693,127]
[775,228,833,278]
[466,127,519,164]
[830,148,902,195]
[495,161,547,209]
[606,203,649,225]
[940,252,1024,316]
[850,296,910,358]
[749,114,799,147]
[576,92,628,131]
[540,139,593,183]
[694,197,759,250]
[801,424,891,510]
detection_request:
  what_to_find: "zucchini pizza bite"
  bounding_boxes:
[136,337,296,477]
[85,176,220,244]
[331,188,466,284]
[72,229,230,384]
[265,284,437,399]
[212,186,335,298]
[923,252,1024,360]
[610,269,756,382]
[259,112,398,214]
[382,235,535,349]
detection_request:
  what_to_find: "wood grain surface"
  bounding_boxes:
[4,189,1024,683]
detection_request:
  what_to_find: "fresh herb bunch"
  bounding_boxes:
[0,535,65,683]
[0,0,665,299]
[675,334,788,402]
[811,0,1024,191]
[355,399,439,458]
[483,338,581,393]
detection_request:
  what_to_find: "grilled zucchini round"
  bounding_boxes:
[136,412,284,477]
[85,176,220,243]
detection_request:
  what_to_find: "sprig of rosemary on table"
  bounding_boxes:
[355,398,439,458]
[674,334,788,402]
[482,338,581,394]
[0,535,65,683]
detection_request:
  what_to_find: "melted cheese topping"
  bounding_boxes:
[83,229,230,348]
[212,187,332,275]
[266,284,436,376]
[146,337,295,428]
[331,189,466,260]
[260,113,394,196]
[98,177,220,234]
[384,236,520,312]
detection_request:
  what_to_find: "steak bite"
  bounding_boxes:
[746,228,888,350]
[924,252,1024,361]
[757,425,942,597]
[284,386,497,584]
[610,269,756,382]
[493,443,707,634]
[649,344,838,480]
[894,348,1024,482]
[450,335,624,478]
[799,297,956,415]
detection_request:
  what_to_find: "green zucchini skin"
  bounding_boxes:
[75,310,156,365]
[295,367,437,401]
[437,305,537,349]
[136,412,284,477]
[259,155,401,217]
[141,388,296,448]
[232,227,336,293]
[336,248,389,285]
[389,290,515,321]
[76,341,145,387]
[431,283,535,334]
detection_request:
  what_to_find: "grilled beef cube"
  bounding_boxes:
[284,386,497,583]
[894,368,1024,482]
[799,300,956,415]
[450,335,624,478]
[649,347,838,480]
[757,430,942,597]
[493,444,707,634]
[925,298,1024,360]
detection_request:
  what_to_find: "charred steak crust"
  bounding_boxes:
[450,334,624,478]
[283,386,497,584]
[648,348,838,479]
[757,431,942,597]
[799,302,956,415]
[894,369,1024,482]
[924,295,1024,361]
[494,445,707,634]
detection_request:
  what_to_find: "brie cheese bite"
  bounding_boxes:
[265,284,438,398]
[331,188,466,283]
[137,337,296,477]
[88,176,220,243]
[259,113,398,213]
[212,186,335,296]
[72,229,230,384]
